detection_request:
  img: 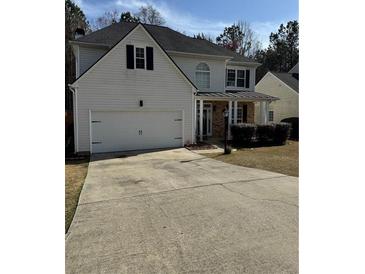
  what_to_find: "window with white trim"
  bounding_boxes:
[269,111,274,122]
[226,68,250,88]
[135,47,145,69]
[226,69,236,86]
[195,63,210,88]
[237,70,245,87]
[231,106,243,124]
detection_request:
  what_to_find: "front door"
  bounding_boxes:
[197,103,212,137]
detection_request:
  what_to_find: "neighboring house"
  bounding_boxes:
[69,22,278,154]
[255,63,299,123]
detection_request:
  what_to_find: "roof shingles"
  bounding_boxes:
[288,63,299,74]
[271,72,299,93]
[74,22,258,64]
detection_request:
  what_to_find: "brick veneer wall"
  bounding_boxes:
[245,102,255,123]
[206,101,255,138]
[209,101,227,137]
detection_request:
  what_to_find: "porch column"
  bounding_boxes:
[199,99,203,142]
[228,100,232,139]
[233,101,238,124]
[260,101,269,124]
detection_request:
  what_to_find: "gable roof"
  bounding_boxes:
[72,23,198,90]
[73,22,259,64]
[271,72,299,93]
[288,63,299,74]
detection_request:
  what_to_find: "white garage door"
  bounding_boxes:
[91,111,183,153]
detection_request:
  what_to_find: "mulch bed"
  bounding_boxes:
[185,142,217,150]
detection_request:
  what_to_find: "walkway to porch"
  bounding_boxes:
[204,137,236,152]
[195,91,279,142]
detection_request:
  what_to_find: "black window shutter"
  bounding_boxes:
[245,69,250,88]
[146,47,154,70]
[126,45,134,69]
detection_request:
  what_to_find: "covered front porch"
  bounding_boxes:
[195,91,278,142]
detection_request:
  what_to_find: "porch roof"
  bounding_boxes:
[195,91,279,101]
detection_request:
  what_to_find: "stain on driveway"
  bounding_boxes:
[66,148,298,274]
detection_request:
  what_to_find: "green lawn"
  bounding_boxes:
[65,158,89,233]
[203,141,298,177]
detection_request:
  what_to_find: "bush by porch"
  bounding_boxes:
[231,122,291,147]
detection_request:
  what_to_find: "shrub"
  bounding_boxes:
[281,117,299,140]
[256,124,275,144]
[231,123,256,146]
[274,123,291,145]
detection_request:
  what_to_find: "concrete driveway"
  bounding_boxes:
[66,148,298,274]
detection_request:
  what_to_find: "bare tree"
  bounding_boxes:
[92,10,120,30]
[249,40,262,58]
[120,11,140,23]
[194,32,213,43]
[237,21,261,57]
[137,5,165,25]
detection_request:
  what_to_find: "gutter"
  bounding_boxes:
[68,40,111,49]
[227,60,262,67]
[68,84,79,153]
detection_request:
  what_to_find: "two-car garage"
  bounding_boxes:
[70,23,197,154]
[90,110,184,153]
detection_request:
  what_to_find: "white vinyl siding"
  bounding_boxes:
[79,46,108,76]
[75,25,194,152]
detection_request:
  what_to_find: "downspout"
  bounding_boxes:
[68,84,78,153]
[192,87,198,143]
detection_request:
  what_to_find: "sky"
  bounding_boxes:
[74,0,298,49]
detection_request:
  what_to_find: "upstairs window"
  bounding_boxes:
[226,68,250,88]
[226,69,236,86]
[269,111,274,122]
[237,70,245,87]
[135,47,145,69]
[196,63,210,88]
[126,45,153,70]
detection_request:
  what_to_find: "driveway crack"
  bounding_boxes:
[78,175,288,207]
[220,184,298,208]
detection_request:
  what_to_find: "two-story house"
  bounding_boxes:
[69,22,278,154]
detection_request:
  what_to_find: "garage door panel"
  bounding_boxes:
[91,111,182,153]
